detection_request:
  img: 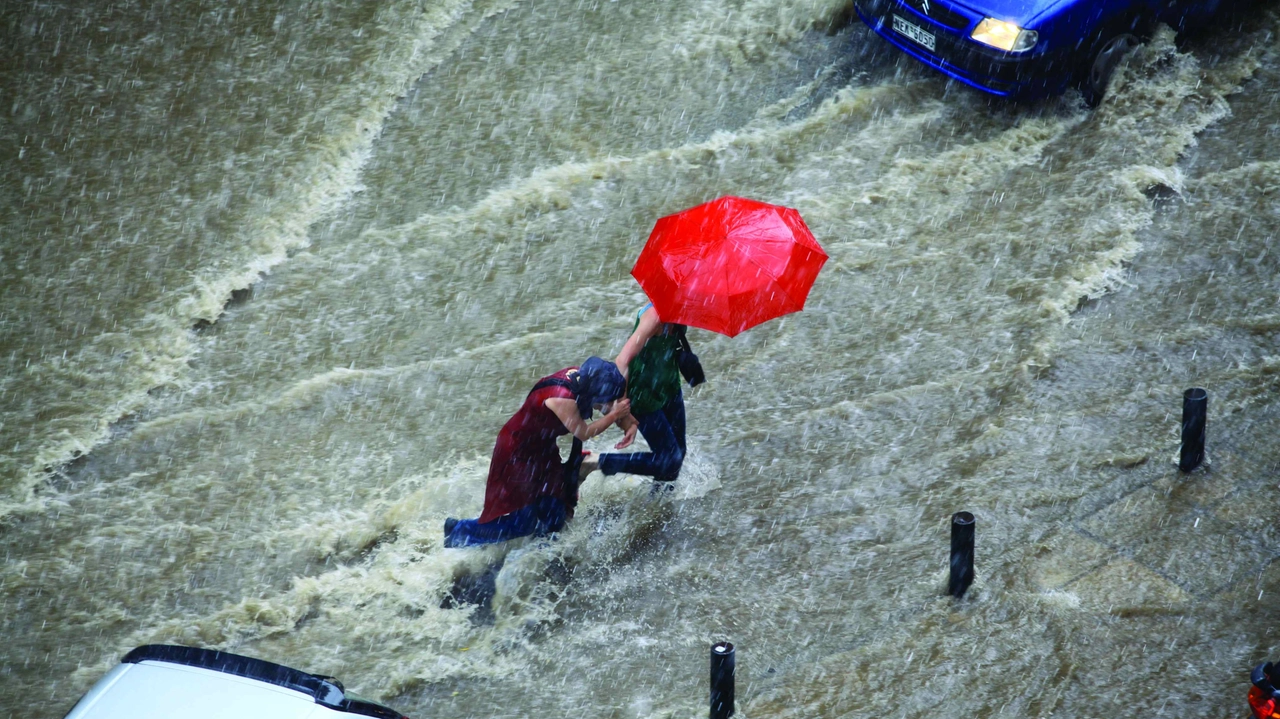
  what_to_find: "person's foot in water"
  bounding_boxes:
[649,480,676,495]
[578,454,599,481]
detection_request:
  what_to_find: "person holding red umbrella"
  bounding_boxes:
[582,196,828,485]
[582,304,693,484]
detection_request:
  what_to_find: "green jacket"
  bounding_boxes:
[627,305,682,416]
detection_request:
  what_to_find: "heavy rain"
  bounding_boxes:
[3,0,1280,716]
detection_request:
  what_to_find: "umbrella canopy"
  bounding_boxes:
[631,196,828,337]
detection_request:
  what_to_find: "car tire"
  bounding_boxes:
[1081,31,1140,107]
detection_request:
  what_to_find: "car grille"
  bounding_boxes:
[896,0,970,30]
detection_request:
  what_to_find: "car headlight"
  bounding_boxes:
[970,18,1038,52]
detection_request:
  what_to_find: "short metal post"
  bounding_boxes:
[1180,388,1207,473]
[949,512,975,599]
[710,642,735,719]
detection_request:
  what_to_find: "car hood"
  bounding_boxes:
[949,0,1067,25]
[64,663,329,719]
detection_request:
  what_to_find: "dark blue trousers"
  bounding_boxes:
[598,392,685,482]
[444,496,568,548]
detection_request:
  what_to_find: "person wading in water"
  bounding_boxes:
[444,357,629,548]
[582,304,694,484]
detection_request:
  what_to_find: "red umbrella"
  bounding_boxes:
[631,196,828,337]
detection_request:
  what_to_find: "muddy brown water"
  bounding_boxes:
[3,0,1280,716]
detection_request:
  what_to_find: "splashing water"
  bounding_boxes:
[4,0,1280,717]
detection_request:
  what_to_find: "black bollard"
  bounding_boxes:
[1180,388,1208,473]
[710,642,735,719]
[949,512,975,599]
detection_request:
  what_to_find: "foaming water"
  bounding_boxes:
[0,0,518,508]
[5,0,1280,717]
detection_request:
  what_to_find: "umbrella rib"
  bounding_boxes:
[720,242,734,331]
[731,236,787,285]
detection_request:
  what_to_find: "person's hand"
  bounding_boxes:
[615,422,638,449]
[609,398,631,422]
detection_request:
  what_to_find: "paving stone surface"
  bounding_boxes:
[1028,531,1113,593]
[1069,557,1192,611]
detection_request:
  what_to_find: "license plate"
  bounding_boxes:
[892,14,935,52]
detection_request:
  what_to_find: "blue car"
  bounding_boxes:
[854,0,1231,102]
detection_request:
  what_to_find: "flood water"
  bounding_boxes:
[3,0,1280,716]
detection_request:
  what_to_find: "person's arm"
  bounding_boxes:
[614,411,639,449]
[546,398,632,441]
[614,307,663,381]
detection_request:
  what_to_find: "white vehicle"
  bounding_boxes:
[64,645,409,719]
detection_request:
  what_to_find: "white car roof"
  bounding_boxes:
[62,646,406,719]
[65,662,334,719]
